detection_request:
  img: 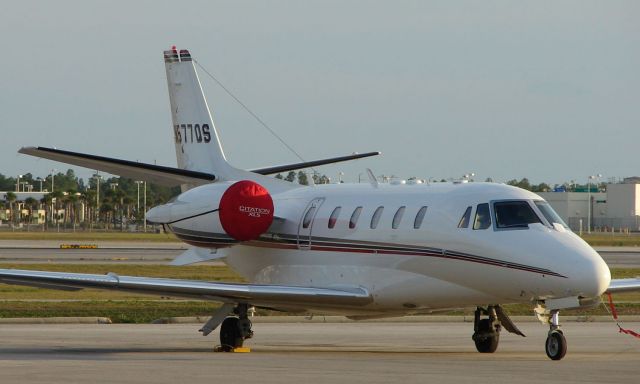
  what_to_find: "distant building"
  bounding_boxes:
[538,179,640,232]
[537,192,606,232]
[622,176,640,184]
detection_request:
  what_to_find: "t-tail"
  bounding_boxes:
[164,47,242,184]
[18,47,380,192]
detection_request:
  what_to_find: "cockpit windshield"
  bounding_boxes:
[534,201,569,228]
[494,201,542,229]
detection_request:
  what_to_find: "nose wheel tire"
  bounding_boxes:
[545,331,567,360]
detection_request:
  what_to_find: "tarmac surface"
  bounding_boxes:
[0,321,638,383]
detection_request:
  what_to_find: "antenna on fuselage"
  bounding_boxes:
[366,168,378,189]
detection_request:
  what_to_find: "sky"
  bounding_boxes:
[1,1,638,186]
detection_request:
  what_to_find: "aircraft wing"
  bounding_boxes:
[0,269,371,310]
[19,147,216,187]
[607,278,640,294]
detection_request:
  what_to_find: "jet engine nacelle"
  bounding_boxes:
[146,180,275,244]
[217,180,274,241]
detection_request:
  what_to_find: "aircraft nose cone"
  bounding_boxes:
[576,249,611,297]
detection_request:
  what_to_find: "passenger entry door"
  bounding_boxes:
[297,198,324,250]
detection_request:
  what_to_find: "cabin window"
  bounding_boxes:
[302,206,316,229]
[534,201,568,228]
[392,206,406,229]
[349,207,363,229]
[494,201,542,229]
[370,206,384,229]
[473,203,491,230]
[414,206,428,229]
[328,207,341,229]
[458,206,472,228]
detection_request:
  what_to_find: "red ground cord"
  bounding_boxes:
[606,292,640,339]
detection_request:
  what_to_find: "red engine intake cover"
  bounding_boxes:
[218,180,274,241]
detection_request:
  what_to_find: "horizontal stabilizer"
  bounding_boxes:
[0,268,372,309]
[19,147,216,187]
[250,151,381,175]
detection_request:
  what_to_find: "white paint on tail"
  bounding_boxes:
[163,47,294,192]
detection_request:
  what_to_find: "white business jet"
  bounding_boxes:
[2,47,638,360]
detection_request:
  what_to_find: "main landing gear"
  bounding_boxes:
[199,303,254,352]
[472,306,501,353]
[472,305,526,354]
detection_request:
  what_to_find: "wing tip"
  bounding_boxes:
[18,146,37,154]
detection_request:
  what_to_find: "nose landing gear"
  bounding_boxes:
[544,310,567,360]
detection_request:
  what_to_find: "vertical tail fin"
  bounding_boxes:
[163,47,296,193]
[164,47,236,181]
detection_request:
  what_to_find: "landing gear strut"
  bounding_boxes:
[219,304,254,352]
[544,310,567,360]
[472,306,501,353]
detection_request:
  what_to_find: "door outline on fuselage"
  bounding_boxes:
[297,197,325,250]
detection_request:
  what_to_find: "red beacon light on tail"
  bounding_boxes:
[218,180,274,241]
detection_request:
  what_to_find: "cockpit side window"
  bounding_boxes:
[494,201,542,229]
[534,201,569,229]
[458,206,472,228]
[473,203,491,230]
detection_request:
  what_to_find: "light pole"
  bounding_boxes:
[143,181,147,232]
[587,174,602,234]
[16,174,22,192]
[94,173,102,226]
[135,181,143,227]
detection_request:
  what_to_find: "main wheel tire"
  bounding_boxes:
[545,331,567,360]
[220,317,244,352]
[474,319,499,353]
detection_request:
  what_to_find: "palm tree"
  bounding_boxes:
[64,190,79,231]
[50,190,64,230]
[40,194,52,231]
[81,190,96,230]
[4,192,17,229]
[24,197,37,231]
